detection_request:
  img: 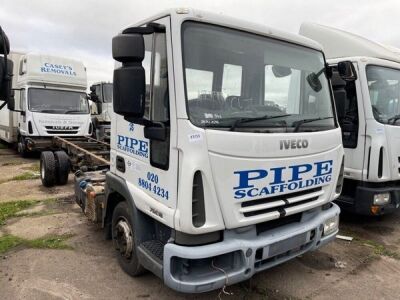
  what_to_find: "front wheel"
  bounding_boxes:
[17,136,29,158]
[111,201,145,276]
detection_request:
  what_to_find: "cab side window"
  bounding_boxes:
[141,30,170,170]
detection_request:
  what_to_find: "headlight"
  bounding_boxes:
[323,215,339,236]
[373,193,390,205]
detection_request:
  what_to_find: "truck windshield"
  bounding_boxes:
[28,88,89,114]
[367,65,400,125]
[182,22,335,132]
[102,83,113,103]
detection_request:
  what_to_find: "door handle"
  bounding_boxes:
[116,156,125,173]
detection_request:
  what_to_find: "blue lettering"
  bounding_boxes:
[234,190,246,199]
[288,164,312,182]
[139,140,148,152]
[270,167,286,184]
[234,170,268,190]
[314,160,333,177]
[247,188,259,197]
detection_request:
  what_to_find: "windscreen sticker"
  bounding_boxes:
[233,160,333,199]
[188,133,203,143]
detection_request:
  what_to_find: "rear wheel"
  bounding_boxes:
[112,201,145,276]
[54,151,70,185]
[40,151,56,187]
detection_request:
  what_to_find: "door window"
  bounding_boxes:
[139,29,170,170]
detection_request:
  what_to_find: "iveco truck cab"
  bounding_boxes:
[301,23,400,215]
[0,52,92,155]
[74,9,346,293]
[89,81,112,141]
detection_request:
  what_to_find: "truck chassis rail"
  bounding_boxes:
[52,136,110,171]
[40,136,110,188]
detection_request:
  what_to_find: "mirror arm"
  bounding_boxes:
[325,63,333,78]
[0,101,7,110]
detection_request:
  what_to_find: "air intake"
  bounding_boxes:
[336,157,345,194]
[28,121,33,134]
[192,171,206,228]
[378,147,383,178]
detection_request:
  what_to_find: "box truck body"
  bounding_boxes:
[0,52,92,153]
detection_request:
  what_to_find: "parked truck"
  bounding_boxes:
[0,52,92,156]
[89,81,112,141]
[0,26,12,110]
[39,9,348,293]
[301,23,400,215]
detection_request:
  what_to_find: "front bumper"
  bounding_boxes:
[163,203,340,293]
[337,183,400,215]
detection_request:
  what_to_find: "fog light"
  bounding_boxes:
[373,193,390,205]
[323,215,339,236]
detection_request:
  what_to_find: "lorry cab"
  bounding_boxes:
[89,81,112,141]
[103,9,344,292]
[301,23,400,215]
[2,53,92,154]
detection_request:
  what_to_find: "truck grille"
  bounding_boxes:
[45,126,79,135]
[240,187,324,218]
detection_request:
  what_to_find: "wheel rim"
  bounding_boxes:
[41,161,45,179]
[17,142,23,154]
[113,217,133,259]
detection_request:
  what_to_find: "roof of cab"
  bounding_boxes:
[122,8,324,52]
[300,22,400,64]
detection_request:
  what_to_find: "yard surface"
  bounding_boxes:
[1,145,400,299]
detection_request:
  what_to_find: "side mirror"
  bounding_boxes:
[7,89,22,112]
[272,65,292,78]
[0,27,10,55]
[7,91,15,110]
[112,33,146,119]
[0,57,12,102]
[338,61,357,81]
[96,102,103,115]
[306,72,322,92]
[144,122,167,142]
[90,85,96,93]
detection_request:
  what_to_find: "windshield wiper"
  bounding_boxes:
[293,116,334,132]
[65,110,85,114]
[388,114,400,125]
[230,114,291,131]
[37,109,65,113]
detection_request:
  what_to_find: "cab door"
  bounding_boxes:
[113,16,178,224]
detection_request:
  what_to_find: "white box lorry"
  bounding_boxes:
[40,9,346,293]
[301,23,400,215]
[0,52,92,155]
[89,81,112,141]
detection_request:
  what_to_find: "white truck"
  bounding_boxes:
[41,9,347,293]
[0,52,92,155]
[301,23,400,215]
[89,82,112,141]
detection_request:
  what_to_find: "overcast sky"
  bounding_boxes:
[1,0,400,86]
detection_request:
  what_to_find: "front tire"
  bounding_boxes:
[111,201,145,276]
[17,136,29,158]
[40,151,56,187]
